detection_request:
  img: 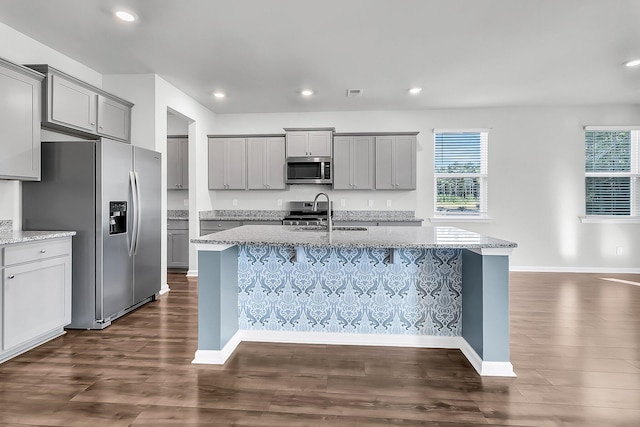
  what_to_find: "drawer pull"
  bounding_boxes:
[40,249,47,253]
[8,275,15,279]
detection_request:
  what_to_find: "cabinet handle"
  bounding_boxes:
[90,122,96,126]
[99,125,104,129]
[40,249,47,253]
[8,275,15,279]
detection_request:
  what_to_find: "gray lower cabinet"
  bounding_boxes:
[28,65,132,142]
[0,57,43,181]
[1,237,72,363]
[375,135,417,190]
[208,138,246,190]
[333,136,375,190]
[247,137,285,190]
[167,137,189,190]
[167,220,189,268]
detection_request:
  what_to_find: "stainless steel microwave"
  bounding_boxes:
[286,157,332,184]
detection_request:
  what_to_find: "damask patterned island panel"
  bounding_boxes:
[193,225,517,376]
[239,245,462,336]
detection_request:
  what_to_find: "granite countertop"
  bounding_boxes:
[191,225,516,249]
[197,210,423,222]
[0,230,77,246]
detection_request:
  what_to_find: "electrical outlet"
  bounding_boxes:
[368,200,374,208]
[616,247,623,255]
[386,200,392,207]
[232,199,238,206]
[340,199,346,207]
[183,199,189,207]
[277,199,282,207]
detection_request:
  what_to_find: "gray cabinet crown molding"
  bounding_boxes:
[333,132,419,137]
[283,127,336,132]
[208,134,285,138]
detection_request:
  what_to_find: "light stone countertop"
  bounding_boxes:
[191,224,516,249]
[0,230,77,246]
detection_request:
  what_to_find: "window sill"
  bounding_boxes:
[579,216,640,224]
[429,216,493,224]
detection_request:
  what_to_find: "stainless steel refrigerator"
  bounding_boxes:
[22,138,161,329]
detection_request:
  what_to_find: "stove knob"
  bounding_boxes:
[294,221,299,225]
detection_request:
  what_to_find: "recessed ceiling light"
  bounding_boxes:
[213,92,225,98]
[301,89,314,96]
[409,87,422,94]
[624,59,640,68]
[115,10,137,22]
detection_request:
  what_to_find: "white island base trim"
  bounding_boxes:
[192,330,517,377]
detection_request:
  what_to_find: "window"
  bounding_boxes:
[433,129,489,218]
[584,127,639,219]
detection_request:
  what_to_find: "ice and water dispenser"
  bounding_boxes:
[109,201,127,235]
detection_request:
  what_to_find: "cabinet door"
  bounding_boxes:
[167,229,189,268]
[308,131,332,156]
[0,63,41,180]
[352,136,375,190]
[97,95,130,141]
[50,74,97,133]
[375,136,395,189]
[286,132,308,157]
[225,138,247,189]
[208,138,226,189]
[332,136,351,190]
[3,256,71,351]
[394,136,416,190]
[247,137,267,189]
[266,137,285,189]
[167,138,188,189]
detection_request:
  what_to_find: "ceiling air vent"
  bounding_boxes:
[346,88,363,97]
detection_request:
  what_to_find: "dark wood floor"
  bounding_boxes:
[0,271,639,426]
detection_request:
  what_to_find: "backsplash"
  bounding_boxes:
[0,220,12,232]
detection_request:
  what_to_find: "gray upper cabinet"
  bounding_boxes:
[167,137,188,190]
[375,134,417,190]
[284,128,333,157]
[0,58,43,181]
[333,135,375,190]
[97,95,131,141]
[28,65,132,142]
[247,137,285,190]
[208,137,246,190]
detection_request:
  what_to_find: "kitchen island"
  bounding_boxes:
[192,225,517,376]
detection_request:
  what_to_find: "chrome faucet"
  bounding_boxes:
[312,192,332,233]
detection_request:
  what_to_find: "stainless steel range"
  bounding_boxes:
[282,201,333,226]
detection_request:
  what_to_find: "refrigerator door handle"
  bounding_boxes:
[129,171,139,256]
[133,171,142,255]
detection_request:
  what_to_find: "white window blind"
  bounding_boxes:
[584,128,639,217]
[433,130,488,216]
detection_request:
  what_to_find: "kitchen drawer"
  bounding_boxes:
[4,239,71,266]
[242,220,282,225]
[168,219,189,230]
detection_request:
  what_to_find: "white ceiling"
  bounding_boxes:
[1,0,639,114]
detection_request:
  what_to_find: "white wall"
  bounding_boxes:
[211,106,640,271]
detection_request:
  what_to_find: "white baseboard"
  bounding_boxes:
[459,339,516,377]
[191,331,242,364]
[191,330,516,377]
[159,285,170,296]
[186,269,198,277]
[510,266,640,274]
[239,330,461,349]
